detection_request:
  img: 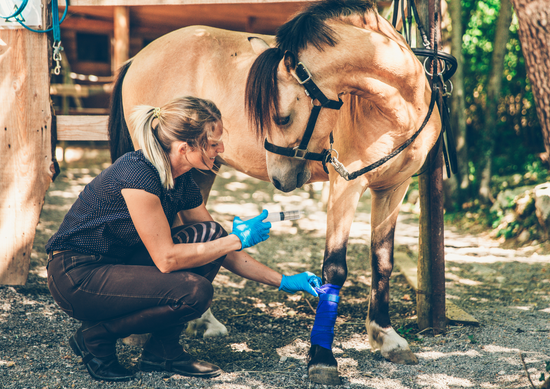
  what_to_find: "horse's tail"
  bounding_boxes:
[108,60,134,163]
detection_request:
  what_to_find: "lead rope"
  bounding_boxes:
[1,0,68,75]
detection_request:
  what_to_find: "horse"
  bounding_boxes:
[108,0,442,384]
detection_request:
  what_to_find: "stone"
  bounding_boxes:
[534,183,550,233]
[517,229,531,244]
[490,185,536,214]
[514,192,535,217]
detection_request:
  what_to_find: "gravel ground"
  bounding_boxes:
[1,146,549,389]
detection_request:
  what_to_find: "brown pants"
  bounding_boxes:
[47,221,227,324]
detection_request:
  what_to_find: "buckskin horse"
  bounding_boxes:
[108,0,443,384]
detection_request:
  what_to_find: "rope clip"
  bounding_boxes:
[439,73,453,97]
[52,41,63,75]
[326,148,350,181]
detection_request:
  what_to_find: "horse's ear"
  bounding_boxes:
[283,51,297,73]
[248,37,270,55]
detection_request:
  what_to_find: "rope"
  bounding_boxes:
[1,0,68,75]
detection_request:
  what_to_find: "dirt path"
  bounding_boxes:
[1,146,549,388]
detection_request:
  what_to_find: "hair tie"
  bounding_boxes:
[153,107,161,119]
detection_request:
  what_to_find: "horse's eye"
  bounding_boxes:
[274,115,291,126]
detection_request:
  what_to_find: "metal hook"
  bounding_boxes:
[52,41,63,76]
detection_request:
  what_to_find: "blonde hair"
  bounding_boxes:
[130,96,222,190]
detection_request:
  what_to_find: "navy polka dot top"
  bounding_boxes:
[45,150,203,258]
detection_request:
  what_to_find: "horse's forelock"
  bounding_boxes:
[245,47,284,139]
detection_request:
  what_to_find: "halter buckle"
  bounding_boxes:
[293,147,308,159]
[296,62,312,85]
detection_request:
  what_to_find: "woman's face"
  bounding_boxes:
[185,120,225,171]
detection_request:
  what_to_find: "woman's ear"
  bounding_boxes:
[176,141,188,155]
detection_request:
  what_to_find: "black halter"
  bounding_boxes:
[264,62,343,162]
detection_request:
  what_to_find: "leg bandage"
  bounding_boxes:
[310,284,341,350]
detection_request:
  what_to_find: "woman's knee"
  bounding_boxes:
[175,275,214,315]
[172,221,227,244]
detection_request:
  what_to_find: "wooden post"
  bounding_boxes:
[113,6,130,74]
[416,0,446,334]
[0,29,53,284]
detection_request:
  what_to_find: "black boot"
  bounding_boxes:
[69,324,134,382]
[139,326,221,378]
[140,349,221,378]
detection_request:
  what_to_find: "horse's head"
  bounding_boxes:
[245,38,341,192]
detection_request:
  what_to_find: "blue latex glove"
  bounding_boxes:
[279,271,322,297]
[230,209,271,250]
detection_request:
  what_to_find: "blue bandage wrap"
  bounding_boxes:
[310,284,341,350]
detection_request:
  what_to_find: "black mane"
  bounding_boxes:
[276,0,376,52]
[245,0,376,137]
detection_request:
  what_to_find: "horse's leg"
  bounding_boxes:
[308,178,364,385]
[367,181,418,364]
[184,167,229,338]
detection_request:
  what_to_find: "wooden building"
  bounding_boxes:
[51,1,311,114]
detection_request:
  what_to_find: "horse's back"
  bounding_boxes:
[122,26,273,118]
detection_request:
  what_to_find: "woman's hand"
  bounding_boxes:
[230,209,271,250]
[279,272,322,297]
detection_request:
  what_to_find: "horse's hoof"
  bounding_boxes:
[203,323,228,338]
[307,345,342,386]
[385,348,418,365]
[185,323,199,338]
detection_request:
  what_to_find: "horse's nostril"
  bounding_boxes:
[272,178,282,190]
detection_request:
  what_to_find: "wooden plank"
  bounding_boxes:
[59,0,306,6]
[394,252,480,326]
[0,30,53,285]
[113,6,130,72]
[56,115,110,141]
[50,84,113,97]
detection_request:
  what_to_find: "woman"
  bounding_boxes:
[46,96,321,382]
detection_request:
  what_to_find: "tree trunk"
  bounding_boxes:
[478,0,513,203]
[443,0,469,210]
[510,0,550,166]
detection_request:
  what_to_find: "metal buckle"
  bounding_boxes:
[296,62,312,85]
[293,147,308,159]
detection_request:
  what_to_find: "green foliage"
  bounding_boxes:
[454,0,544,197]
[397,324,422,342]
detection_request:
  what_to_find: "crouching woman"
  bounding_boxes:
[45,96,321,382]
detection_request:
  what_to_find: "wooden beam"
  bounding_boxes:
[56,115,110,141]
[113,6,130,72]
[394,252,479,326]
[59,0,306,5]
[50,83,113,97]
[57,16,114,33]
[416,0,446,335]
[0,30,53,285]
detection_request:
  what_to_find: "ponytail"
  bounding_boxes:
[130,105,174,189]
